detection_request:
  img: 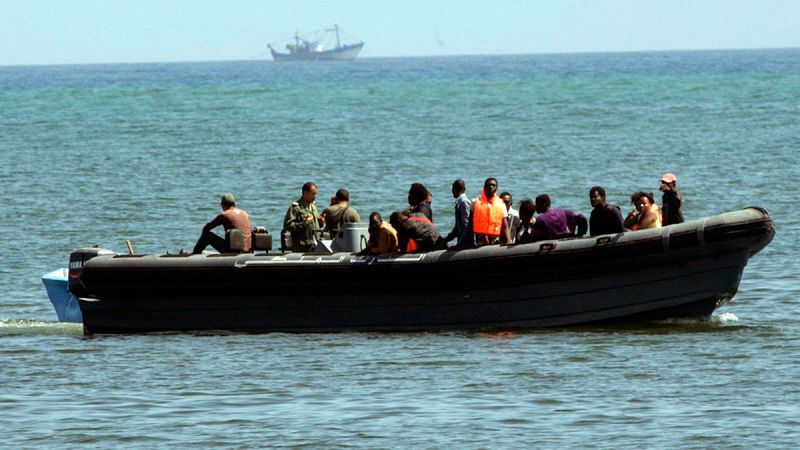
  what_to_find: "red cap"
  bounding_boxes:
[661,173,677,184]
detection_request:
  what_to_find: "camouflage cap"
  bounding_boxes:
[221,193,236,205]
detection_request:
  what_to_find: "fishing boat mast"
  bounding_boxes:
[328,24,341,49]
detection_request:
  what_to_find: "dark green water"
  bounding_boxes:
[1,50,798,448]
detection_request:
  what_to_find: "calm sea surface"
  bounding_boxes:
[1,49,799,448]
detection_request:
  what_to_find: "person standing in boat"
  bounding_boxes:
[530,194,588,241]
[191,193,252,254]
[283,181,324,252]
[443,179,472,249]
[588,186,625,236]
[404,183,433,222]
[515,198,537,244]
[659,173,684,226]
[471,177,511,246]
[321,188,361,238]
[500,191,521,244]
[624,191,662,231]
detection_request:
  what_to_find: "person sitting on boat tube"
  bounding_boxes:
[529,194,588,241]
[623,191,662,231]
[366,212,400,254]
[470,177,511,246]
[389,211,443,253]
[191,193,252,254]
[588,186,625,236]
[283,181,324,252]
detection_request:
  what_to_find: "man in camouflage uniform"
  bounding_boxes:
[283,181,324,252]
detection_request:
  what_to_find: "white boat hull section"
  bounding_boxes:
[42,268,83,323]
[271,43,363,62]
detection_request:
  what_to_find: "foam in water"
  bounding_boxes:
[710,312,739,325]
[0,319,82,335]
[655,312,739,327]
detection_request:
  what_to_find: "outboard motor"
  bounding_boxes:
[68,247,115,298]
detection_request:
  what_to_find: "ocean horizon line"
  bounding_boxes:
[2,45,797,69]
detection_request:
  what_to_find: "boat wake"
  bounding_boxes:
[655,312,739,326]
[0,318,82,336]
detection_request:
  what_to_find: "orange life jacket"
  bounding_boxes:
[472,192,505,236]
[406,216,433,225]
[404,216,434,253]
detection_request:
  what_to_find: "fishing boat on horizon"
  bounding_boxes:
[268,24,363,62]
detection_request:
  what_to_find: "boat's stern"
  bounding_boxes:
[68,247,116,299]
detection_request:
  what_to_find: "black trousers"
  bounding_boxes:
[192,230,227,254]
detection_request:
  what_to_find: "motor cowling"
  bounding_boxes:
[68,247,115,298]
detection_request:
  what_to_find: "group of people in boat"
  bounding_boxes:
[190,173,684,255]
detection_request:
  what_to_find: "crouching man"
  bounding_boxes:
[390,211,444,253]
[530,194,587,242]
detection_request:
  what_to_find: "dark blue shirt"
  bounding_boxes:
[444,194,472,247]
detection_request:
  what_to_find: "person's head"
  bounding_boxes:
[589,186,607,208]
[535,194,551,214]
[631,191,655,212]
[451,179,466,198]
[369,211,383,230]
[389,211,407,229]
[408,183,428,206]
[518,198,535,223]
[483,178,499,199]
[500,191,512,209]
[334,188,350,203]
[301,181,318,204]
[220,193,236,209]
[660,173,677,192]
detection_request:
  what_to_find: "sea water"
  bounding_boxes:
[1,49,799,448]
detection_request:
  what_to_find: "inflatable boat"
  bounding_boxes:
[63,208,773,334]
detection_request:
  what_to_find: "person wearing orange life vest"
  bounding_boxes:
[470,177,512,246]
[389,211,442,253]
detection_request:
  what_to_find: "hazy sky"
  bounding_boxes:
[1,0,798,65]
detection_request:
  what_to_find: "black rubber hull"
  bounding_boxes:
[76,208,774,334]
